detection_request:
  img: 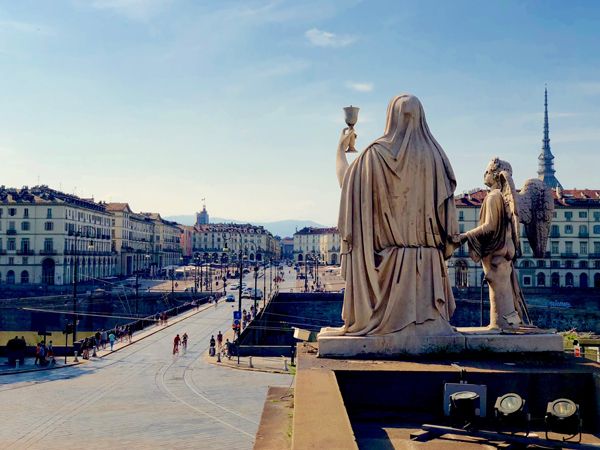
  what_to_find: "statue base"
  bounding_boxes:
[317,327,563,357]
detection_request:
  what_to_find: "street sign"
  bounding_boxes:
[37,331,52,336]
[233,311,241,320]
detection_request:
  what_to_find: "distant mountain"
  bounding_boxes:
[163,215,331,238]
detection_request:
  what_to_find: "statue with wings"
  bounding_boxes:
[455,157,554,331]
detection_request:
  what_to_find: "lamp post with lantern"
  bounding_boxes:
[71,225,97,346]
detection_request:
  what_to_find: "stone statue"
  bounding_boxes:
[322,94,460,338]
[456,157,554,331]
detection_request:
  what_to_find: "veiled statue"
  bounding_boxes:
[322,94,459,337]
[456,158,554,330]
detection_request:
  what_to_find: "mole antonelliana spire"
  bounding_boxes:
[537,86,562,189]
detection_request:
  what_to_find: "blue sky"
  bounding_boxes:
[1,1,599,225]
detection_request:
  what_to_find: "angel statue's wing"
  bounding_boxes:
[516,178,555,258]
[499,171,521,257]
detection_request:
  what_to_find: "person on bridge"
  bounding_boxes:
[108,331,116,351]
[173,334,181,355]
[209,335,216,357]
[182,333,188,352]
[216,331,223,351]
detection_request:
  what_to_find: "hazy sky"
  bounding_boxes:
[2,1,599,225]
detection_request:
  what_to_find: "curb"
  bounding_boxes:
[0,361,81,376]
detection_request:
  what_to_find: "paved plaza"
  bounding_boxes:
[0,293,290,449]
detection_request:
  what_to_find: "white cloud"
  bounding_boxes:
[346,81,373,92]
[305,28,356,48]
[88,0,172,21]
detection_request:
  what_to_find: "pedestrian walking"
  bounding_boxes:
[101,329,108,349]
[38,343,47,366]
[173,334,181,355]
[126,325,133,343]
[109,331,116,351]
[47,341,55,365]
[95,330,101,351]
[34,343,41,366]
[224,339,231,359]
[182,333,188,352]
[216,331,223,351]
[209,335,216,357]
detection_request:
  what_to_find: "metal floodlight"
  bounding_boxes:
[545,398,581,443]
[449,391,479,429]
[495,393,525,417]
[494,393,529,434]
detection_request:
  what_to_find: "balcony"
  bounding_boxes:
[0,250,5,255]
[39,249,57,255]
[579,232,589,238]
[549,231,560,238]
[17,249,35,255]
[560,253,579,258]
[588,253,600,259]
[6,229,16,235]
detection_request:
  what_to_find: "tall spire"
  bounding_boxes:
[537,85,562,189]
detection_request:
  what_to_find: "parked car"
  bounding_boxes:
[226,294,235,302]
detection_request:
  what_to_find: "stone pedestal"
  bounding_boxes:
[317,329,563,357]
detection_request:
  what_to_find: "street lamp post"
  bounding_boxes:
[263,259,267,309]
[269,258,273,296]
[315,253,320,291]
[253,264,259,315]
[71,226,95,346]
[304,257,309,292]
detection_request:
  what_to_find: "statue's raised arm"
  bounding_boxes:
[336,128,354,188]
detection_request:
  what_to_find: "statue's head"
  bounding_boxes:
[485,157,512,188]
[383,94,422,136]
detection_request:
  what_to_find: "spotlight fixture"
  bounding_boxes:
[494,393,528,434]
[545,398,581,443]
[495,393,525,417]
[449,391,480,429]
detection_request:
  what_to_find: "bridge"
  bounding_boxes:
[0,296,290,449]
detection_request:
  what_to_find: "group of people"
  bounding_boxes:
[34,341,54,366]
[209,331,230,359]
[172,332,188,355]
[156,312,169,326]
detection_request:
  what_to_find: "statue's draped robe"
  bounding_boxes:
[338,133,458,335]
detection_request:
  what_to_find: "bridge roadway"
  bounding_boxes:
[0,296,290,449]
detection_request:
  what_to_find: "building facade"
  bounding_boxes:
[449,189,600,290]
[140,213,182,269]
[293,227,341,265]
[192,223,279,263]
[106,203,154,276]
[0,186,116,286]
[280,237,294,260]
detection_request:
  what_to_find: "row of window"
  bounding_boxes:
[0,208,53,219]
[458,210,600,222]
[522,272,600,288]
[0,238,54,252]
[521,259,600,269]
[0,221,54,231]
[550,224,600,235]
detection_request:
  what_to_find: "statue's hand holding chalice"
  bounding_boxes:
[341,105,359,153]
